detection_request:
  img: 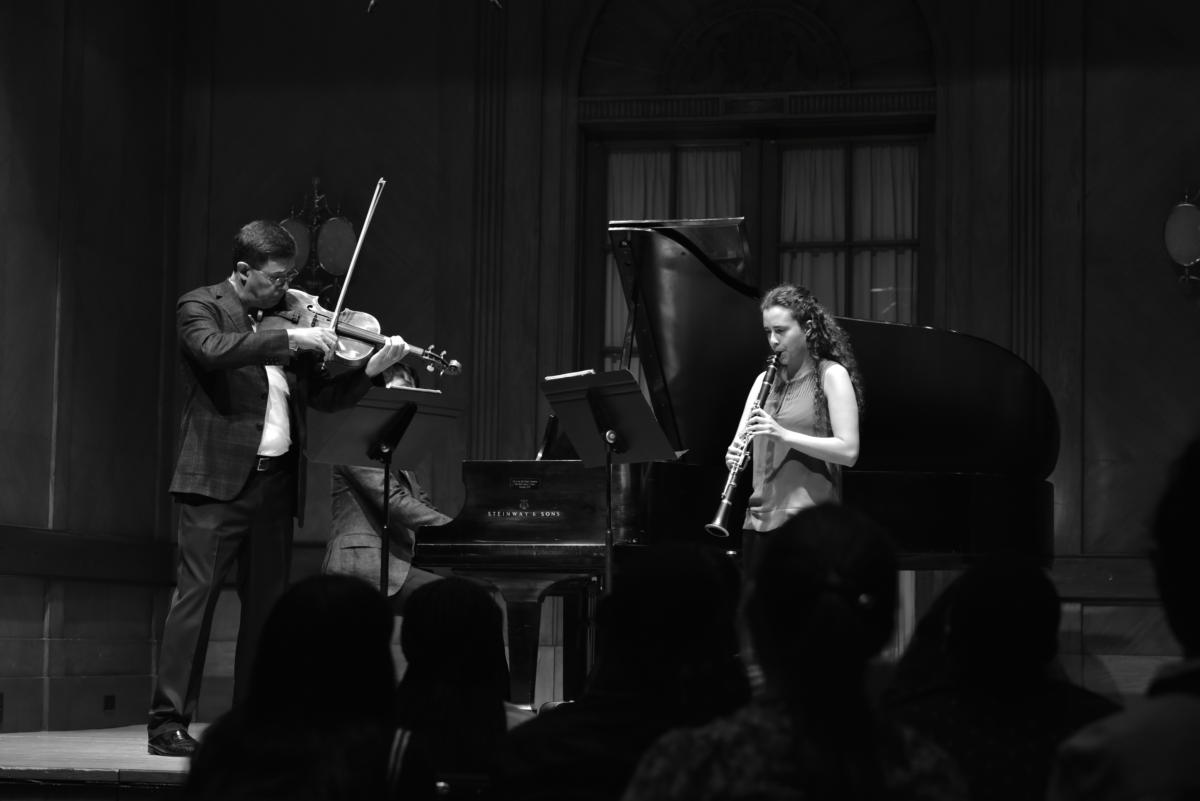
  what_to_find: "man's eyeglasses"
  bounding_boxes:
[257,268,299,287]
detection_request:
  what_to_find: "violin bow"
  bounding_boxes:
[326,177,387,362]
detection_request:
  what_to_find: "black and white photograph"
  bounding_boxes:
[2,0,1200,798]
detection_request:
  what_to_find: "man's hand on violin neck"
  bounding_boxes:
[288,327,339,357]
[364,335,408,378]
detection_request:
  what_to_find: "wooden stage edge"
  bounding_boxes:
[0,724,204,793]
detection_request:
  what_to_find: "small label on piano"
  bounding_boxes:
[509,478,541,490]
[486,509,564,519]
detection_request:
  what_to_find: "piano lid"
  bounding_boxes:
[609,218,765,467]
[840,318,1059,479]
[609,218,1059,482]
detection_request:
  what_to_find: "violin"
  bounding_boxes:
[260,288,462,376]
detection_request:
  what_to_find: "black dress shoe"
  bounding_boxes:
[148,729,198,757]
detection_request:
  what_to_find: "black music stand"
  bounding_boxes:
[308,387,462,595]
[540,369,676,591]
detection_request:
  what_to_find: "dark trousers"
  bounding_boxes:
[390,565,442,614]
[148,467,295,737]
[741,528,765,576]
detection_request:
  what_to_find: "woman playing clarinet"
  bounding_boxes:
[725,284,864,570]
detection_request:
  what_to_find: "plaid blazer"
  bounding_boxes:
[168,281,372,519]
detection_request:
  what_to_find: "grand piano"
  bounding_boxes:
[416,217,1059,704]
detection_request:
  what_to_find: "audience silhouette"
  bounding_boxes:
[883,557,1118,801]
[389,576,512,799]
[492,543,748,801]
[182,483,1179,801]
[1050,437,1200,801]
[621,503,966,801]
[184,573,396,801]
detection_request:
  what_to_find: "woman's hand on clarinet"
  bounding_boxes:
[744,407,785,442]
[364,335,409,378]
[725,437,747,471]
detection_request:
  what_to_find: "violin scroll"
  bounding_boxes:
[414,344,462,377]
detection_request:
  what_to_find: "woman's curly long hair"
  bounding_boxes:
[760,284,864,434]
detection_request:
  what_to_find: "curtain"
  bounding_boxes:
[779,144,918,322]
[605,151,671,371]
[779,147,845,313]
[603,148,740,371]
[677,148,740,219]
[851,145,918,322]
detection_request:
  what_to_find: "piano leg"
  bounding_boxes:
[498,582,545,706]
[442,571,593,706]
[548,576,598,701]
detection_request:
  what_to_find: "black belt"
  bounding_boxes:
[254,453,292,474]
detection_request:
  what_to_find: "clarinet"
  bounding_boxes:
[705,353,781,537]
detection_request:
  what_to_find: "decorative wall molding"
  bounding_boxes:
[0,527,174,584]
[664,0,849,94]
[1010,0,1045,367]
[578,88,936,125]
[468,7,508,459]
[580,0,933,98]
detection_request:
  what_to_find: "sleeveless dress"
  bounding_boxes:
[742,361,841,533]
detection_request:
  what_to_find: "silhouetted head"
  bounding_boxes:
[745,504,897,690]
[247,574,395,728]
[399,577,509,699]
[1152,438,1200,656]
[744,504,898,800]
[591,543,747,718]
[944,557,1060,684]
[395,577,509,776]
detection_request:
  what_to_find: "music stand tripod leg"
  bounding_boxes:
[377,443,392,596]
[603,430,617,594]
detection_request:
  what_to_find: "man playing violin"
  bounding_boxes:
[147,219,408,757]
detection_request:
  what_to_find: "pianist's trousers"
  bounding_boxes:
[148,468,294,737]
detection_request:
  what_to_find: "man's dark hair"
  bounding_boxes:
[232,220,296,269]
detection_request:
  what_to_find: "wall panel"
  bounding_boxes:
[0,678,45,733]
[1081,1,1200,556]
[56,0,178,538]
[0,0,178,732]
[0,0,65,529]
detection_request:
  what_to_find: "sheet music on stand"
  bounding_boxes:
[541,369,679,466]
[308,386,463,594]
[540,368,677,591]
[308,386,459,470]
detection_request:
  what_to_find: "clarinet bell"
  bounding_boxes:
[705,499,733,538]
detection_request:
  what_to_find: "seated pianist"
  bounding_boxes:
[322,364,451,612]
